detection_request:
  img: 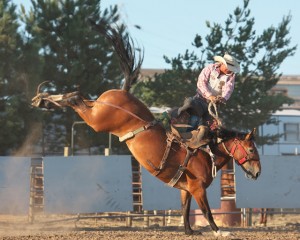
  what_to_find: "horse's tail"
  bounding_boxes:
[88,18,144,91]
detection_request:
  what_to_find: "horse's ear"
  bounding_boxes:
[245,128,256,140]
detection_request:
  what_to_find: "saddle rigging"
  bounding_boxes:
[161,98,223,150]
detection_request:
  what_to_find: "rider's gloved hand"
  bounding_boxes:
[209,96,217,103]
[216,96,226,104]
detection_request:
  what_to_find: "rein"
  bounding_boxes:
[221,139,250,165]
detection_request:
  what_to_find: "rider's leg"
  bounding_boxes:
[188,115,200,131]
[177,97,193,116]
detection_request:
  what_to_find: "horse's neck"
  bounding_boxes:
[215,156,231,171]
[212,140,233,170]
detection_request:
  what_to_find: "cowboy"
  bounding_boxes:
[174,53,240,148]
[178,52,240,129]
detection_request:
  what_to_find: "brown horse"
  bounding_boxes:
[31,19,261,236]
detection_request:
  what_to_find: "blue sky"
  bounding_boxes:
[13,0,300,75]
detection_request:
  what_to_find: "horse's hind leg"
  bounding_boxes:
[180,190,197,235]
[59,95,98,127]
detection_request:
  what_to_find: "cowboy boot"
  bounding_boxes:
[188,125,210,148]
[196,125,209,144]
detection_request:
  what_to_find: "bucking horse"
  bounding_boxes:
[31,18,261,237]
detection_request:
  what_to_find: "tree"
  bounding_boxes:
[132,0,296,144]
[20,0,129,154]
[0,0,27,155]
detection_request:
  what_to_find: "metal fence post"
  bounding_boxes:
[143,210,149,227]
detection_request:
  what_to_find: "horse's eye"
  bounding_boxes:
[249,148,254,153]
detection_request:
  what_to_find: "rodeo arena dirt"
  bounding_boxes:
[0,210,299,240]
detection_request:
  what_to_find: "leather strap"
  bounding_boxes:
[119,120,158,142]
[167,148,195,187]
[149,135,175,176]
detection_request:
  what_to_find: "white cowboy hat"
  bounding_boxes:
[214,53,240,73]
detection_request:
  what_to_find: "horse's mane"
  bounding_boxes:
[216,127,250,140]
[88,18,144,91]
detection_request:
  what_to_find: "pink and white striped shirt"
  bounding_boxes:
[196,63,235,101]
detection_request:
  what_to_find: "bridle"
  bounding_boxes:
[221,138,255,165]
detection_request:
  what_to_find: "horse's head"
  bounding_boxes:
[221,128,261,180]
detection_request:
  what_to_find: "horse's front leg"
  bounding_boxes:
[180,190,196,235]
[191,188,230,237]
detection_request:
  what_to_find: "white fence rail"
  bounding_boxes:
[0,155,299,215]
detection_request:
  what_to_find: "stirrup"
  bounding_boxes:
[206,145,217,178]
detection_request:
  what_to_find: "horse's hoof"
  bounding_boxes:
[185,230,202,235]
[184,229,194,235]
[213,230,231,237]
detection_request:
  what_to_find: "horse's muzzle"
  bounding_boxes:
[245,170,261,180]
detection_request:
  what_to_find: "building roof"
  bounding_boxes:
[273,109,300,116]
[140,69,165,78]
[277,75,300,85]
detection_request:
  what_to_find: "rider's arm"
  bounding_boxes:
[222,74,235,101]
[197,64,214,99]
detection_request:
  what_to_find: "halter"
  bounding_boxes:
[221,138,251,165]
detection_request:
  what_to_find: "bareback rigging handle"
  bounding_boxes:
[208,101,223,127]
